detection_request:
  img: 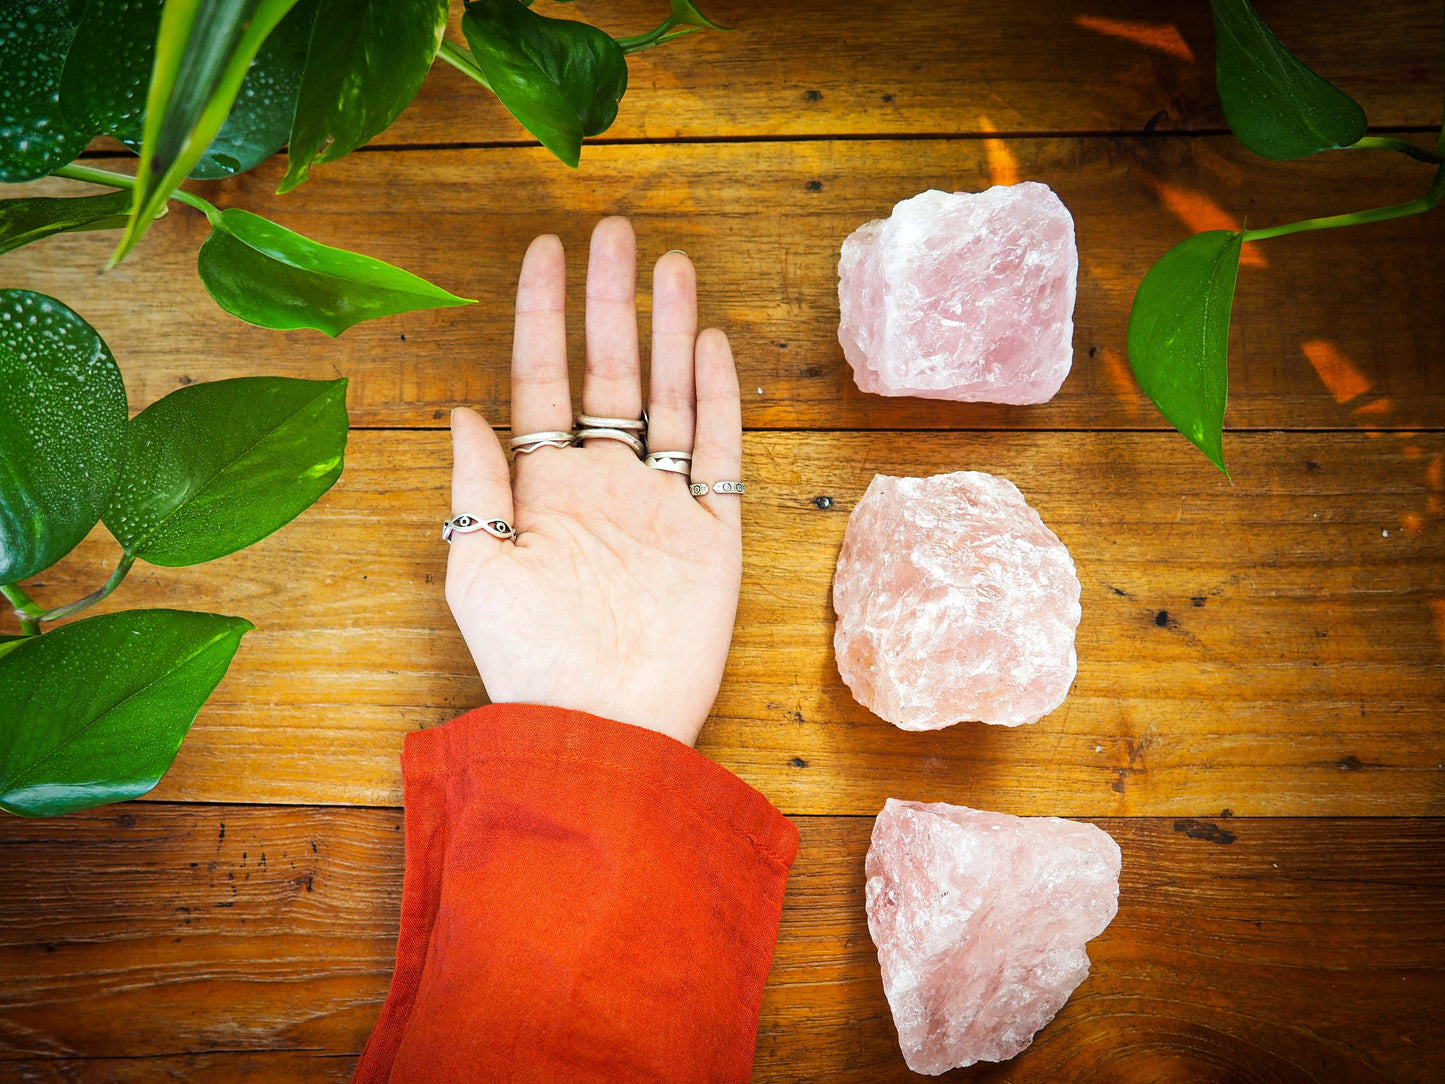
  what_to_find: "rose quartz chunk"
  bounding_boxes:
[832,471,1081,729]
[866,799,1121,1074]
[837,183,1077,404]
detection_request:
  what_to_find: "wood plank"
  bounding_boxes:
[1,806,1441,1082]
[4,430,1442,816]
[373,1,1445,145]
[11,138,1444,432]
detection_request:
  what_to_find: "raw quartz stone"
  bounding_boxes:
[832,471,1081,730]
[866,799,1121,1075]
[837,183,1077,404]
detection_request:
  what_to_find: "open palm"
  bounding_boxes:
[445,219,743,748]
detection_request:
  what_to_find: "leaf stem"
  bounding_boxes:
[436,38,492,91]
[1348,136,1444,164]
[35,555,136,624]
[1242,163,1445,243]
[54,163,221,224]
[1,584,43,636]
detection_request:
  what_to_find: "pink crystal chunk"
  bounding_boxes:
[832,471,1081,729]
[866,799,1121,1074]
[837,183,1077,404]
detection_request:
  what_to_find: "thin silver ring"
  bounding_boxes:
[644,451,692,476]
[443,514,516,543]
[509,430,577,454]
[576,427,645,457]
[690,481,745,497]
[577,413,646,432]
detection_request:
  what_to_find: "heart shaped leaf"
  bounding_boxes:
[1127,230,1244,474]
[278,0,449,193]
[0,190,132,256]
[0,290,128,584]
[116,0,304,261]
[0,608,251,817]
[196,208,473,335]
[462,0,628,167]
[188,0,319,180]
[1210,0,1367,160]
[59,0,162,146]
[105,376,348,566]
[0,0,93,182]
[57,0,316,186]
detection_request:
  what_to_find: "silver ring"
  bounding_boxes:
[509,430,577,454]
[576,427,645,457]
[644,451,692,476]
[690,481,745,497]
[577,413,646,432]
[443,514,516,543]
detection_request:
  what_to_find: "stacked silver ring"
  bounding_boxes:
[575,427,645,456]
[643,451,692,476]
[509,430,577,455]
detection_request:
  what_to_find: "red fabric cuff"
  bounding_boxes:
[353,704,799,1084]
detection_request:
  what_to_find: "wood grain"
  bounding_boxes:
[10,136,1444,432]
[4,430,1441,816]
[1,806,1440,1082]
[370,1,1445,146]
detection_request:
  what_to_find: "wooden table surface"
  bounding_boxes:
[3,2,1444,1080]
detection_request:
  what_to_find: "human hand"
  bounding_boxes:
[445,217,743,748]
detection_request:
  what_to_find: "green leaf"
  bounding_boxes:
[105,376,348,566]
[462,0,628,167]
[278,0,449,193]
[615,0,729,54]
[59,0,162,146]
[188,0,319,180]
[0,0,93,182]
[116,0,303,262]
[0,635,28,663]
[0,609,251,817]
[0,290,128,584]
[1210,0,1367,160]
[1127,230,1243,475]
[0,190,132,256]
[196,208,473,335]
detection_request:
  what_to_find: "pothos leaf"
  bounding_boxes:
[278,0,449,193]
[0,190,132,256]
[0,608,251,817]
[56,0,312,182]
[105,376,348,566]
[462,0,628,167]
[0,290,128,585]
[0,0,93,183]
[1127,230,1244,474]
[196,208,472,336]
[115,0,303,263]
[1210,0,1367,160]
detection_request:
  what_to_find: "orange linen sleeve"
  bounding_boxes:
[352,703,799,1084]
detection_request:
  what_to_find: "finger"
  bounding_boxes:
[511,234,572,443]
[645,250,697,469]
[689,328,742,531]
[581,217,642,443]
[449,406,515,550]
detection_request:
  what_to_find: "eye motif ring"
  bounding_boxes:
[443,514,516,543]
[644,451,692,476]
[689,481,746,497]
[575,427,646,458]
[510,430,577,455]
